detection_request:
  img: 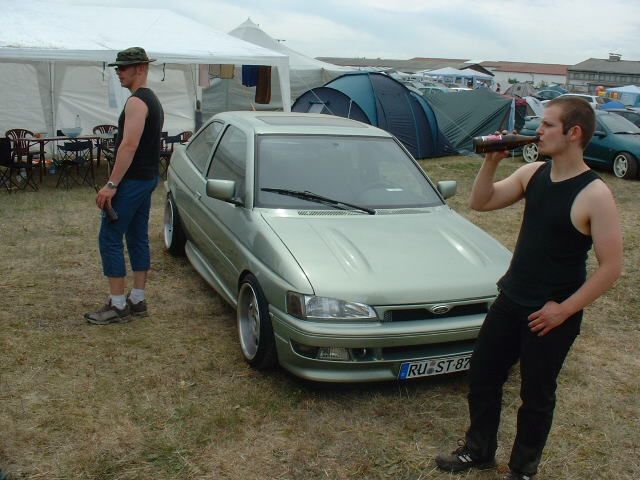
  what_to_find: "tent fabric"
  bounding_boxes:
[424,89,513,154]
[203,18,351,117]
[503,83,538,98]
[292,72,455,159]
[599,100,626,110]
[0,3,291,136]
[606,85,640,107]
[290,87,370,123]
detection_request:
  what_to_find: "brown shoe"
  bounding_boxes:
[85,301,131,325]
[126,296,148,317]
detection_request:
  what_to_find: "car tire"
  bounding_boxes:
[522,143,539,163]
[612,152,638,179]
[164,193,186,256]
[237,274,277,370]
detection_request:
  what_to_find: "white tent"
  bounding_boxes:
[417,67,493,87]
[203,18,351,116]
[0,3,291,137]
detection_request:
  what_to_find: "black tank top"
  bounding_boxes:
[115,87,164,180]
[497,162,601,307]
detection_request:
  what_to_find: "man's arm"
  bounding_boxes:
[96,97,148,210]
[469,152,542,212]
[528,182,623,336]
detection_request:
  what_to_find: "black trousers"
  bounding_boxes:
[465,293,582,475]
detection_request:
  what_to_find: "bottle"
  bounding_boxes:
[75,114,81,129]
[473,134,540,154]
[104,205,119,223]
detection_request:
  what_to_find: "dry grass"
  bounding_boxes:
[0,157,638,480]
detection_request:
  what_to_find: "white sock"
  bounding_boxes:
[110,294,127,310]
[129,288,145,304]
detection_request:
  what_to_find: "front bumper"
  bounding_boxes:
[269,305,484,382]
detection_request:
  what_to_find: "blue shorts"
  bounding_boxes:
[98,177,159,278]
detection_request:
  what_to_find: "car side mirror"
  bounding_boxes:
[594,130,606,137]
[437,180,457,199]
[206,179,243,205]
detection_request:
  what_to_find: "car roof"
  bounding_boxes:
[210,111,393,138]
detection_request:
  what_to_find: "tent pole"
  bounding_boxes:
[49,62,55,138]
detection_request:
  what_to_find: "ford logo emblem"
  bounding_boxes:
[430,305,451,315]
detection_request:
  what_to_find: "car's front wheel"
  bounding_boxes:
[237,274,277,370]
[164,193,186,256]
[522,143,539,163]
[612,152,638,179]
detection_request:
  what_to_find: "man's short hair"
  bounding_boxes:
[546,96,596,148]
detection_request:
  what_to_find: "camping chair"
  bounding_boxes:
[55,140,94,189]
[160,134,181,178]
[92,124,117,170]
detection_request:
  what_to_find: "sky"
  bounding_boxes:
[56,0,640,65]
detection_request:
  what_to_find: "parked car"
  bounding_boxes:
[520,110,640,179]
[608,108,640,127]
[164,111,511,382]
[556,93,616,109]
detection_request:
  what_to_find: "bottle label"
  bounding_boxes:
[481,135,503,141]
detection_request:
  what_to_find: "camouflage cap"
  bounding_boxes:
[108,47,156,66]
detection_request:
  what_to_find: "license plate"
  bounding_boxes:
[398,354,471,380]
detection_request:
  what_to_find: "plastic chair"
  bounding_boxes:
[55,140,94,189]
[160,134,182,178]
[178,131,193,143]
[5,128,44,190]
[0,136,38,192]
[92,124,117,170]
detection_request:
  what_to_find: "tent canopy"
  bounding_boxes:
[203,18,350,117]
[606,85,640,94]
[606,85,640,107]
[0,3,291,135]
[292,72,455,159]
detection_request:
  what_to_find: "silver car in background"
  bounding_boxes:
[164,112,511,382]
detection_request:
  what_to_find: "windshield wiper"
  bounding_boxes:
[261,188,376,215]
[612,131,640,134]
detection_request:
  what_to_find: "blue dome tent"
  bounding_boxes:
[292,72,455,159]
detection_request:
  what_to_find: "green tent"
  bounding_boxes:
[424,89,513,153]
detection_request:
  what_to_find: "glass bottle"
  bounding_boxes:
[473,134,540,154]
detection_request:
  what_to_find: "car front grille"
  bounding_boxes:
[381,302,489,322]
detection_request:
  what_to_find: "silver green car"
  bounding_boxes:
[164,112,511,382]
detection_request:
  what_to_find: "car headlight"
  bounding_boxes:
[287,292,377,321]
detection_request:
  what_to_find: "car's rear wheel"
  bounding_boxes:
[612,152,638,179]
[164,193,186,256]
[237,274,277,370]
[522,143,539,163]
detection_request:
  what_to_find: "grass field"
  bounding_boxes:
[0,156,638,479]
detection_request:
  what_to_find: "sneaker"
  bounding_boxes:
[435,440,497,473]
[501,472,536,480]
[126,296,148,317]
[85,301,131,325]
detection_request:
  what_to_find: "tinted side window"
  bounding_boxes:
[185,121,224,173]
[207,125,247,201]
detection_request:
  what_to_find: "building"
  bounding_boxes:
[567,54,640,94]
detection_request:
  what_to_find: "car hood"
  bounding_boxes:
[261,207,512,305]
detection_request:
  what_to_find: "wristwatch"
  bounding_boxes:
[106,181,118,189]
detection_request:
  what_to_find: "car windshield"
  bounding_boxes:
[255,135,444,210]
[600,113,640,133]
